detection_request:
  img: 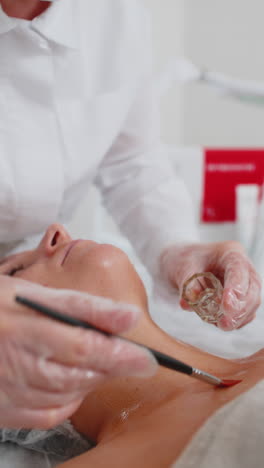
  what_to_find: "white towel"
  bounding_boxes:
[171,379,264,468]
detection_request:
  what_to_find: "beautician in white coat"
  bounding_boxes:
[0,0,261,430]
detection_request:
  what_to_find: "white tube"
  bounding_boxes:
[156,57,264,106]
[201,70,264,106]
[235,184,259,253]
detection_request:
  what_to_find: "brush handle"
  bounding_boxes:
[15,296,112,334]
[147,348,193,375]
[15,296,194,376]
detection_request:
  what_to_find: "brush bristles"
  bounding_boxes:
[218,379,242,388]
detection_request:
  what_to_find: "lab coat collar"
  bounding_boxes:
[0,0,79,49]
[32,0,79,49]
[0,5,16,35]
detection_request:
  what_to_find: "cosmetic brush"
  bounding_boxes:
[15,295,241,388]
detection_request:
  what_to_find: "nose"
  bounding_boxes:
[38,224,72,257]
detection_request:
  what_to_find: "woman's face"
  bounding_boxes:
[0,224,147,310]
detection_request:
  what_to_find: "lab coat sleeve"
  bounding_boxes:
[94,3,199,275]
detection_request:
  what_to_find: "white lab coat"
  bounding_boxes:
[0,0,197,272]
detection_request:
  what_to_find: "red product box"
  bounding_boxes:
[202,149,264,223]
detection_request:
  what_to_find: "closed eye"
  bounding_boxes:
[7,265,24,277]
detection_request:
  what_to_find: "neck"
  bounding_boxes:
[71,315,244,442]
[0,0,51,20]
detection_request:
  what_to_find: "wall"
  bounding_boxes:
[143,0,264,147]
[183,0,264,146]
[142,0,185,144]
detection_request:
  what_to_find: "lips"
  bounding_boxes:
[61,240,81,266]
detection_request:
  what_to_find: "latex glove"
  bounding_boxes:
[160,241,261,331]
[0,277,157,429]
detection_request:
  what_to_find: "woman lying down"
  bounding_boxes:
[0,224,264,468]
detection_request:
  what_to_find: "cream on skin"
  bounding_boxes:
[0,0,51,20]
[1,224,263,468]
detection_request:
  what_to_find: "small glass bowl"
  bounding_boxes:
[182,272,224,324]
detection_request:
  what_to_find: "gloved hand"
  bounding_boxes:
[0,277,157,429]
[160,241,262,331]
